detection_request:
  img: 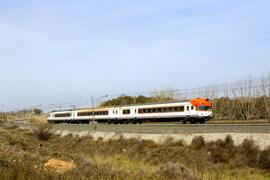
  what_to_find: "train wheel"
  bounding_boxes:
[190,119,196,124]
[199,119,206,124]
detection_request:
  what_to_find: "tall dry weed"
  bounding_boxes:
[33,124,54,141]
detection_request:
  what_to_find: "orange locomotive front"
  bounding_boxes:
[190,98,212,111]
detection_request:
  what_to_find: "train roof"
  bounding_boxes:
[50,99,191,113]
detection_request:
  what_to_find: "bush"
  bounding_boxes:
[237,139,259,167]
[159,162,199,180]
[258,146,270,169]
[33,124,54,141]
[33,108,43,115]
[207,136,236,163]
[0,158,10,168]
[191,136,205,150]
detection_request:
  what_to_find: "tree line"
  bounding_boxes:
[100,95,270,121]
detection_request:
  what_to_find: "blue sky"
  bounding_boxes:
[0,0,269,110]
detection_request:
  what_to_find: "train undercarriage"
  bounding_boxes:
[48,117,209,125]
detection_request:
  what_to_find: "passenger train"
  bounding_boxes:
[47,98,213,124]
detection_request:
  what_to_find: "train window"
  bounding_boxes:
[78,111,108,116]
[135,109,137,113]
[123,109,130,114]
[180,106,184,111]
[191,106,194,110]
[138,106,186,113]
[55,113,71,117]
[187,106,190,111]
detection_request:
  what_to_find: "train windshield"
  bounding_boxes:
[199,106,212,111]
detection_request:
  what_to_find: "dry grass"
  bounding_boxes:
[93,153,158,179]
[159,162,199,180]
[203,168,270,180]
[27,115,48,123]
[0,124,270,179]
[0,114,47,124]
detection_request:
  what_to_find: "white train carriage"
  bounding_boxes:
[47,98,213,124]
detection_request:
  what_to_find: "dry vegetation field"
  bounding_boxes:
[0,113,47,124]
[0,123,270,180]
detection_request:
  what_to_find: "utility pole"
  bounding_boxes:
[71,105,76,110]
[133,96,136,104]
[91,96,95,123]
[0,105,4,121]
[90,95,108,124]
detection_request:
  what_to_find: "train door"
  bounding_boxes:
[108,109,117,123]
[189,105,196,117]
[185,105,191,116]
